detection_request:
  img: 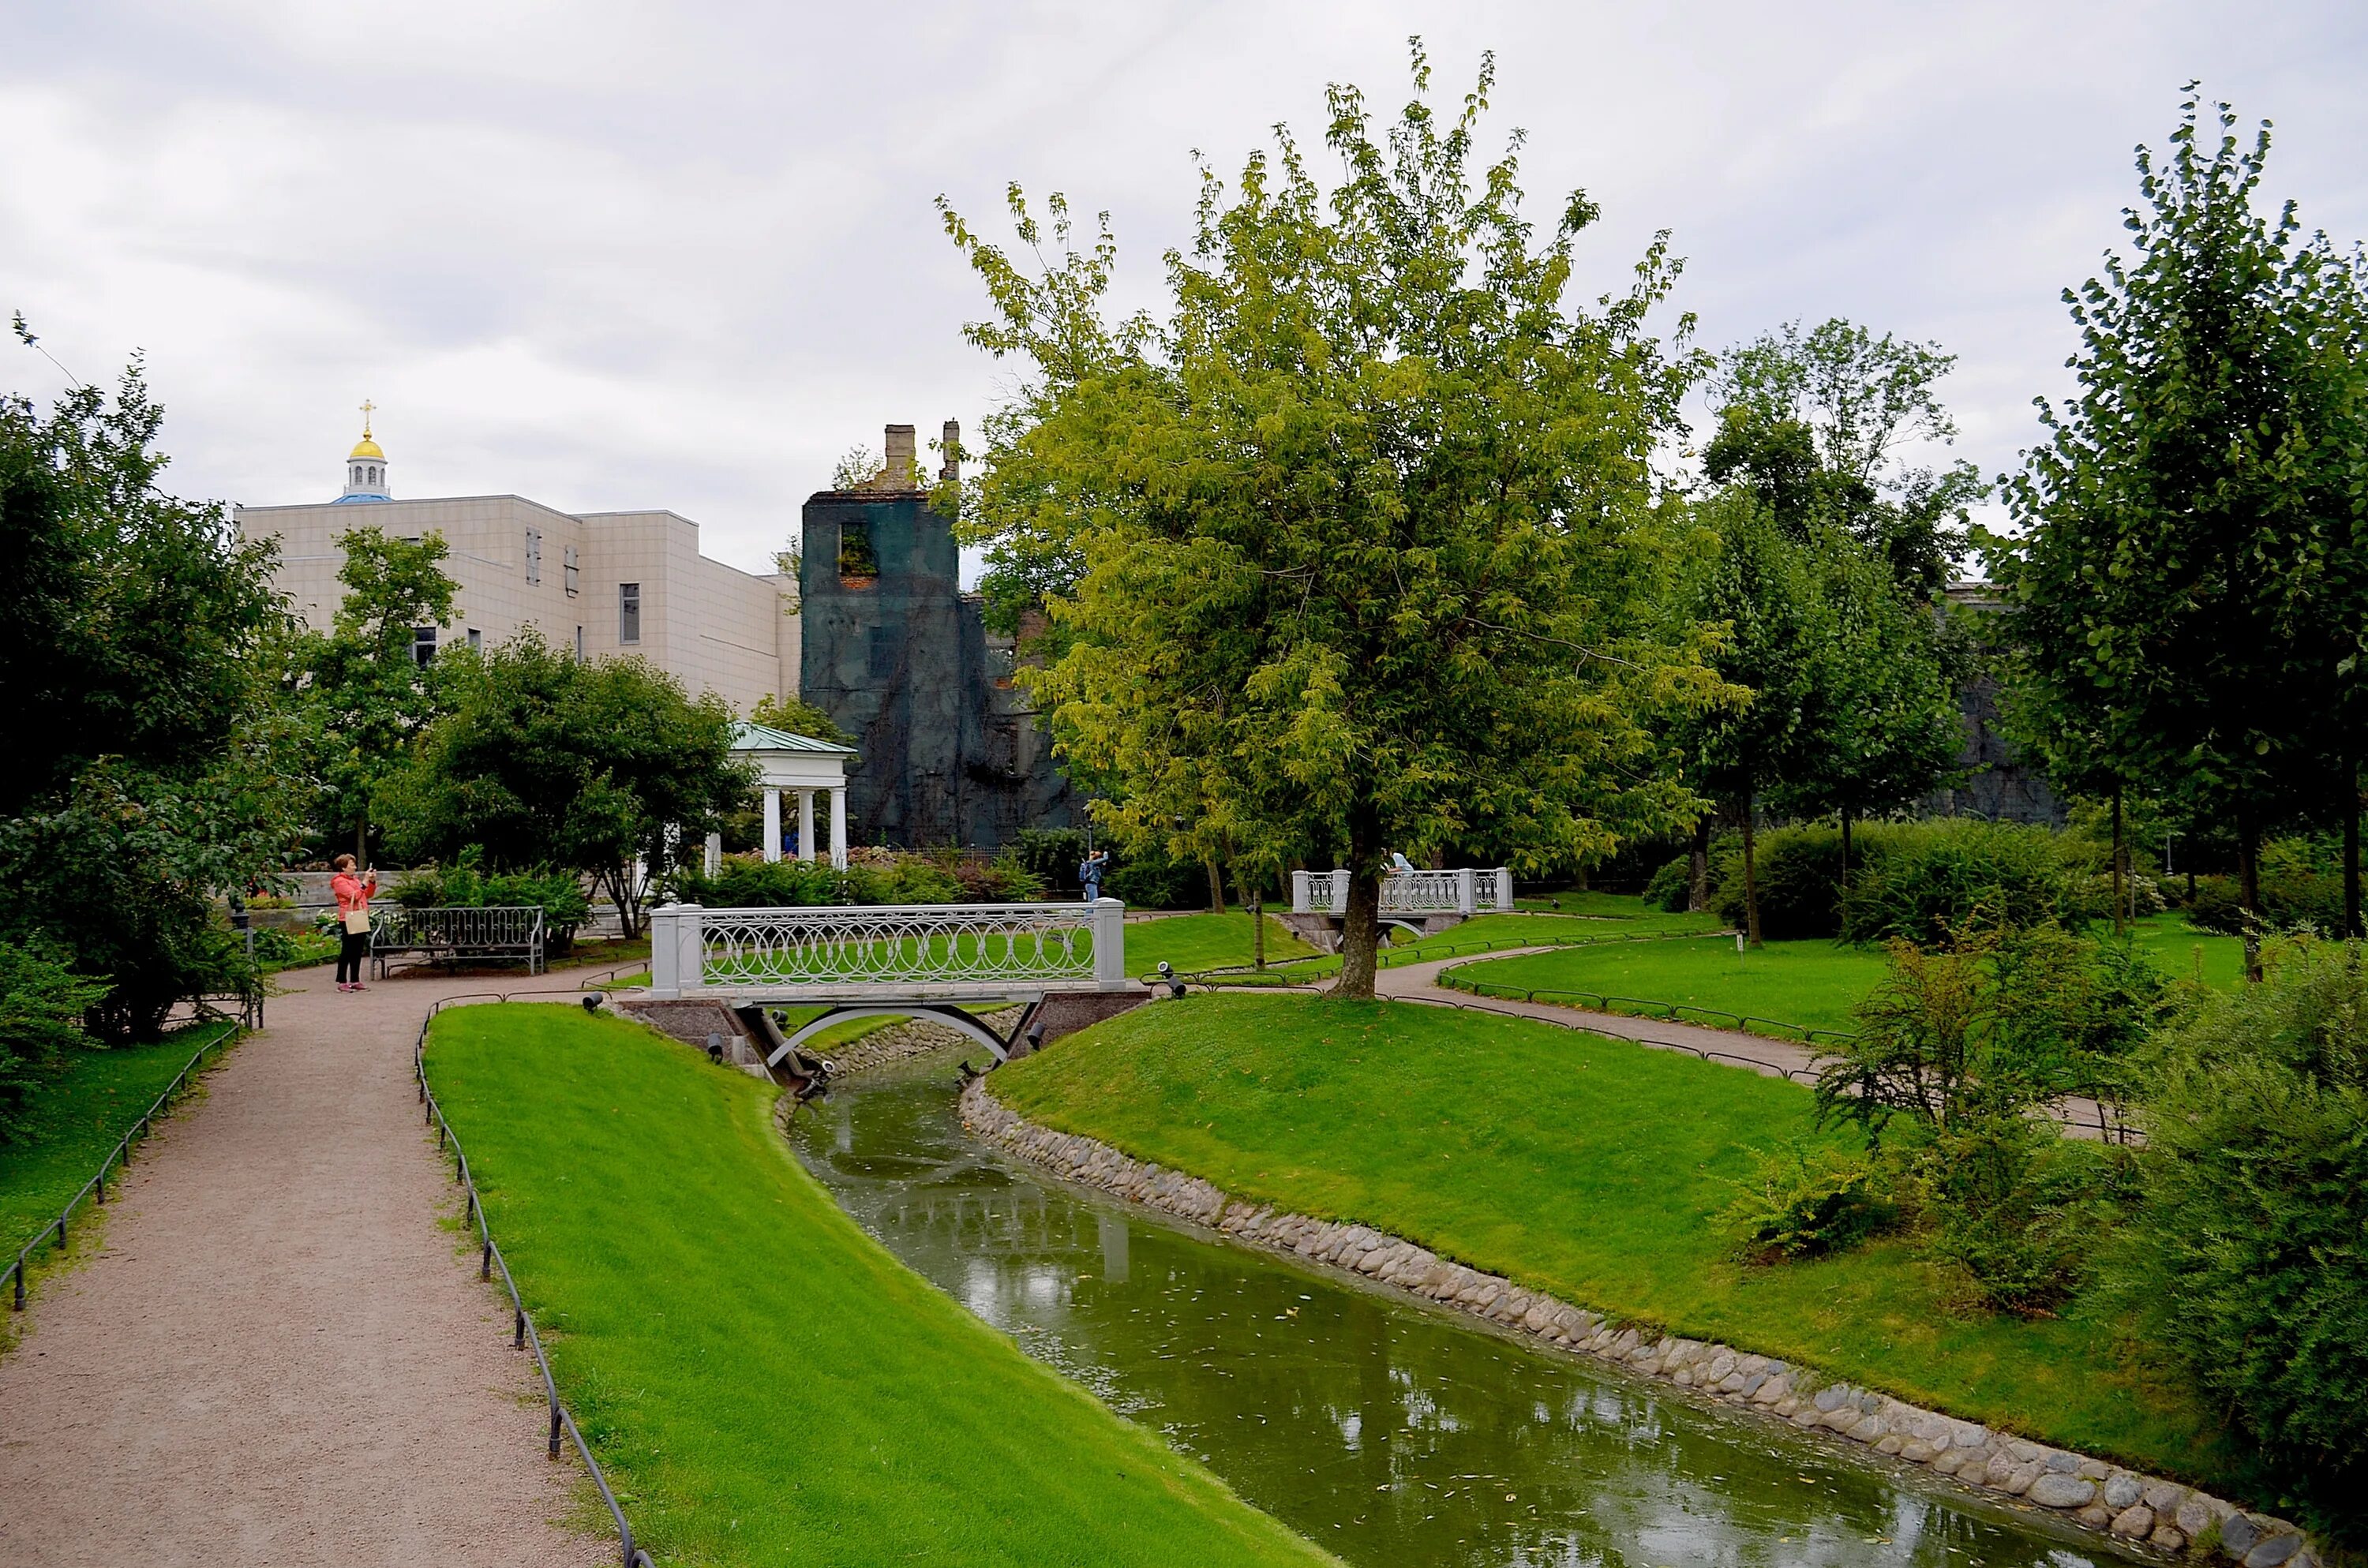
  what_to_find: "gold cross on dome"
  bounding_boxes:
[359,398,376,436]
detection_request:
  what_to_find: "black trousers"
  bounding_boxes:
[336,927,369,984]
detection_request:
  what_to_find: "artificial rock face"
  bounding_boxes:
[798,436,1072,850]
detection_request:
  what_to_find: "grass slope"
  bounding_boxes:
[1456,915,2246,1038]
[2,1024,234,1248]
[991,993,2226,1488]
[425,1004,1332,1568]
[1124,911,1317,974]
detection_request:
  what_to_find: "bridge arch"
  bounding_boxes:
[766,1003,1020,1066]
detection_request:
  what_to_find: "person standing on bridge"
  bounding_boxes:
[1079,848,1109,902]
[331,854,377,993]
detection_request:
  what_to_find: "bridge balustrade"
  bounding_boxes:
[1289,868,1514,918]
[646,898,1132,1000]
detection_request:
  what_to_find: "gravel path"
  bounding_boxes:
[0,965,612,1566]
[1373,949,2136,1140]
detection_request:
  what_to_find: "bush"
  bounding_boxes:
[2183,841,2346,935]
[390,849,592,947]
[1104,851,1207,911]
[1910,1115,2123,1315]
[1838,819,2092,944]
[1642,855,1692,914]
[0,941,109,1144]
[673,848,1047,909]
[1709,824,1853,938]
[1718,1142,1890,1261]
[2113,939,2368,1526]
[1012,829,1089,894]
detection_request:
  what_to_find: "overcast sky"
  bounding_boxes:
[6,2,2366,578]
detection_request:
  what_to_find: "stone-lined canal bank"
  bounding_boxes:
[961,1077,2323,1568]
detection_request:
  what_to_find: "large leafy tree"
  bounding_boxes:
[300,525,457,862]
[942,48,1729,995]
[1991,92,2368,975]
[386,633,750,937]
[0,358,310,1038]
[1774,537,1966,878]
[1705,317,1988,597]
[1677,496,1827,945]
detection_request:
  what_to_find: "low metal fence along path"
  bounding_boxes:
[9,1020,239,1312]
[415,982,658,1568]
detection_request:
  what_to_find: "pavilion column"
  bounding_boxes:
[762,788,782,864]
[797,789,816,863]
[703,831,721,878]
[830,787,849,870]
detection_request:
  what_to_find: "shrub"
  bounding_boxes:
[2183,840,2345,935]
[1838,818,2092,944]
[1709,824,1853,938]
[2113,939,2368,1525]
[1718,1142,1890,1261]
[675,848,1047,908]
[1012,828,1089,893]
[1642,855,1692,914]
[0,941,109,1144]
[390,848,592,946]
[1104,851,1206,911]
[1910,1115,2123,1315]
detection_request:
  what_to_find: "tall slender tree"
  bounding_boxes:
[1992,92,2368,978]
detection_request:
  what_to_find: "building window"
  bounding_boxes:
[838,519,878,578]
[466,627,481,651]
[574,624,584,661]
[525,528,541,585]
[563,545,579,597]
[867,623,897,677]
[412,626,437,666]
[619,582,640,645]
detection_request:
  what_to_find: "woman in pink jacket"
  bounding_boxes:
[330,854,378,993]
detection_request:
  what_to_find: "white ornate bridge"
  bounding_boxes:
[642,898,1136,1064]
[1291,868,1516,919]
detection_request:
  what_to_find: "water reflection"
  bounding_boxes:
[789,1055,2141,1568]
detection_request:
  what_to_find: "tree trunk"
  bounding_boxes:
[2238,818,2262,983]
[1687,818,1710,912]
[1205,859,1226,915]
[355,808,369,867]
[1838,808,1853,938]
[1741,793,1763,949]
[2346,759,2362,941]
[1251,890,1265,971]
[1336,867,1382,999]
[1576,862,1591,893]
[2111,787,2126,938]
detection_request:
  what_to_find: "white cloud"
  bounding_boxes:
[5,0,2365,574]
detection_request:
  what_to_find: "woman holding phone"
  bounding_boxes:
[331,854,377,993]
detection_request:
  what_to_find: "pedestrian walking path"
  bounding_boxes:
[0,965,610,1567]
[1372,951,2134,1140]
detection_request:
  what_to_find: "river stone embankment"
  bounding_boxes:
[961,1078,2322,1568]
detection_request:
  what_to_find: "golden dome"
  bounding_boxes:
[350,434,385,460]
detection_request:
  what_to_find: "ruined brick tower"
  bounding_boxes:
[797,421,1073,848]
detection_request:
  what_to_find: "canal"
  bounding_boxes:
[787,1050,2149,1568]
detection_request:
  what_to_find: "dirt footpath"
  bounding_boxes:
[0,966,611,1566]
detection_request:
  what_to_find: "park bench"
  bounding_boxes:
[370,905,546,977]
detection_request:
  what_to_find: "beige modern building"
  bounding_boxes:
[235,412,797,714]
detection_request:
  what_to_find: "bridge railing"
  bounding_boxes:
[1290,868,1515,918]
[645,898,1132,997]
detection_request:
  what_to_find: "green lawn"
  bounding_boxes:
[1123,911,1317,974]
[424,1004,1332,1568]
[1450,915,2249,1038]
[2,1024,236,1256]
[1266,900,1725,982]
[991,993,2229,1490]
